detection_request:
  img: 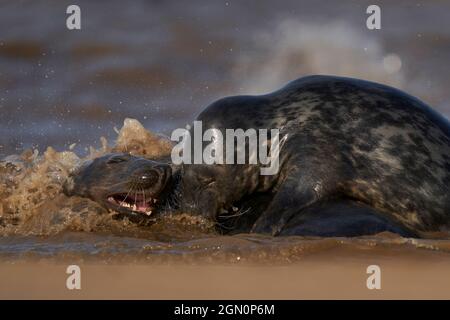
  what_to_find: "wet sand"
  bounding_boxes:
[2,245,450,300]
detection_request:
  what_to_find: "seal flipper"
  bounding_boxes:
[250,171,323,235]
[279,199,418,238]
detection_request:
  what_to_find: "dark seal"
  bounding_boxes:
[63,153,173,223]
[64,75,450,237]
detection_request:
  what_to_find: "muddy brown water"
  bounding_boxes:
[1,0,450,298]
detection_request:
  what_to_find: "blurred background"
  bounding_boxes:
[0,0,449,157]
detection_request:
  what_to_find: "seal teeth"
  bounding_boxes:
[132,204,137,211]
[153,199,157,203]
[145,210,152,216]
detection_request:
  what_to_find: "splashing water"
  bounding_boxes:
[0,118,210,238]
[0,118,449,264]
[231,20,404,95]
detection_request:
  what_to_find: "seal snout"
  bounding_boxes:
[106,162,172,217]
[63,152,174,220]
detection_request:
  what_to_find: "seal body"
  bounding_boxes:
[178,75,450,236]
[65,75,450,237]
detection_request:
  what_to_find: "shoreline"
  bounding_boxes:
[1,246,450,299]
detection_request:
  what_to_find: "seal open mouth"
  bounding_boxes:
[62,153,173,223]
[107,193,159,216]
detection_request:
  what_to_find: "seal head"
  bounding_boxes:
[63,153,172,223]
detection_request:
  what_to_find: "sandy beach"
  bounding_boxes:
[2,242,450,300]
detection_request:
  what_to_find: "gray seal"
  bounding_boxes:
[64,75,450,237]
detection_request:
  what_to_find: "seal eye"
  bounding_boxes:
[138,170,160,188]
[107,156,129,164]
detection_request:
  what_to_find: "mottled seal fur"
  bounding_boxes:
[64,75,450,237]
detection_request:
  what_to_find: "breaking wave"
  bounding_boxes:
[231,20,404,95]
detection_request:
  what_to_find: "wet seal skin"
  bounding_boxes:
[64,75,450,237]
[63,153,173,224]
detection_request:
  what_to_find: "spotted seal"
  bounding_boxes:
[64,75,450,237]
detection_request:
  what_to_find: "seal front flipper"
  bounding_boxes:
[250,168,327,236]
